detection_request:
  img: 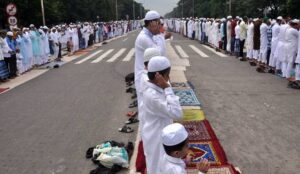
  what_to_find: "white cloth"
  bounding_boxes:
[269,23,281,67]
[258,23,268,63]
[141,82,182,174]
[160,153,205,174]
[274,24,289,62]
[226,21,232,52]
[296,30,300,64]
[162,123,188,146]
[153,33,167,57]
[285,26,298,63]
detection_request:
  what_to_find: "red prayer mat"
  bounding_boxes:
[135,140,146,174]
[187,140,228,168]
[0,88,9,94]
[179,120,218,141]
[187,164,240,174]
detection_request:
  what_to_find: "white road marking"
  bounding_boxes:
[122,38,128,42]
[91,49,114,63]
[122,48,135,62]
[106,48,127,62]
[189,45,209,58]
[175,45,189,58]
[203,45,228,57]
[75,50,103,64]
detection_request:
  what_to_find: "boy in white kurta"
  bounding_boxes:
[141,56,183,174]
[160,123,210,174]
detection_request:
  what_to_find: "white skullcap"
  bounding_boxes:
[236,16,240,19]
[162,123,188,146]
[29,24,35,27]
[227,16,232,19]
[38,29,43,33]
[290,19,299,23]
[144,10,160,21]
[277,16,283,20]
[148,56,171,72]
[7,31,13,36]
[43,26,48,29]
[144,47,161,62]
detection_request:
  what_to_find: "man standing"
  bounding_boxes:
[226,16,232,53]
[252,18,261,66]
[4,31,17,78]
[239,17,248,61]
[268,17,282,73]
[257,18,269,72]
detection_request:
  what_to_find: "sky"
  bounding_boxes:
[135,0,179,16]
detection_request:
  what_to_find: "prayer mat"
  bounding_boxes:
[179,120,217,141]
[187,140,228,168]
[0,87,9,94]
[174,89,201,106]
[171,82,190,88]
[187,164,239,174]
[176,109,205,121]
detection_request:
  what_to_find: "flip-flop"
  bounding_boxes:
[127,111,137,117]
[125,118,139,124]
[118,125,134,133]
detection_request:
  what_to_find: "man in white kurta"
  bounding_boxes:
[268,17,282,70]
[141,56,183,174]
[295,29,300,84]
[246,20,254,59]
[274,22,289,75]
[284,19,299,79]
[258,19,268,64]
[226,16,232,52]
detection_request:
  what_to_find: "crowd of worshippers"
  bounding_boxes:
[166,16,300,89]
[0,20,141,82]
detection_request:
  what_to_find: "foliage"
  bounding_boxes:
[165,0,299,19]
[0,0,146,28]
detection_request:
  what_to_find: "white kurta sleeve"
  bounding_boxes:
[152,87,183,119]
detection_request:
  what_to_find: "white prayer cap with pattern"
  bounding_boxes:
[148,56,171,72]
[144,47,161,62]
[144,10,160,21]
[6,31,13,36]
[277,16,283,20]
[290,19,299,23]
[162,123,188,146]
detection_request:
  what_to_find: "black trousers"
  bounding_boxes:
[58,43,62,59]
[4,54,17,77]
[239,40,245,57]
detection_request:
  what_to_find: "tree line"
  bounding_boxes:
[0,0,146,28]
[165,0,300,19]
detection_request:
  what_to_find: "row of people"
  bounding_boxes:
[167,17,300,89]
[0,20,141,82]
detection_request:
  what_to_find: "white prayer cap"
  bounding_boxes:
[7,31,13,36]
[236,16,240,20]
[144,47,161,62]
[227,15,232,19]
[43,26,49,29]
[38,29,43,33]
[253,18,258,22]
[290,19,299,23]
[29,24,35,27]
[148,56,171,72]
[277,16,283,20]
[84,22,89,25]
[22,28,27,32]
[271,19,276,25]
[162,123,188,146]
[144,10,160,21]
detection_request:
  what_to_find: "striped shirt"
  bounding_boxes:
[267,26,272,49]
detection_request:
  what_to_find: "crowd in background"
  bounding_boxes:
[0,20,141,82]
[166,17,300,89]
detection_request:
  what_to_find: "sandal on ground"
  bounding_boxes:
[129,100,138,108]
[125,117,139,124]
[118,125,134,133]
[127,111,137,117]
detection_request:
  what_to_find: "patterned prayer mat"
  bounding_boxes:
[176,109,205,121]
[171,82,190,88]
[179,120,217,141]
[174,89,201,106]
[187,165,239,174]
[0,88,9,94]
[187,140,228,168]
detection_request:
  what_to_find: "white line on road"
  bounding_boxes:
[122,38,128,42]
[203,45,228,57]
[106,48,127,62]
[75,50,103,64]
[189,45,209,58]
[91,49,114,63]
[122,48,135,62]
[175,45,189,58]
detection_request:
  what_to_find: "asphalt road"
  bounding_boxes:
[0,31,299,174]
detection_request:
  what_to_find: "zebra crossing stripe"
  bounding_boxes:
[189,45,209,58]
[175,45,189,58]
[107,48,127,62]
[91,49,114,63]
[75,50,103,64]
[202,45,228,57]
[122,48,135,62]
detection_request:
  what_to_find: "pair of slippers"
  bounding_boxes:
[129,100,138,108]
[288,81,300,89]
[118,117,139,133]
[127,111,138,117]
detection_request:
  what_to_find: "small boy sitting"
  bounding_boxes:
[160,123,210,174]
